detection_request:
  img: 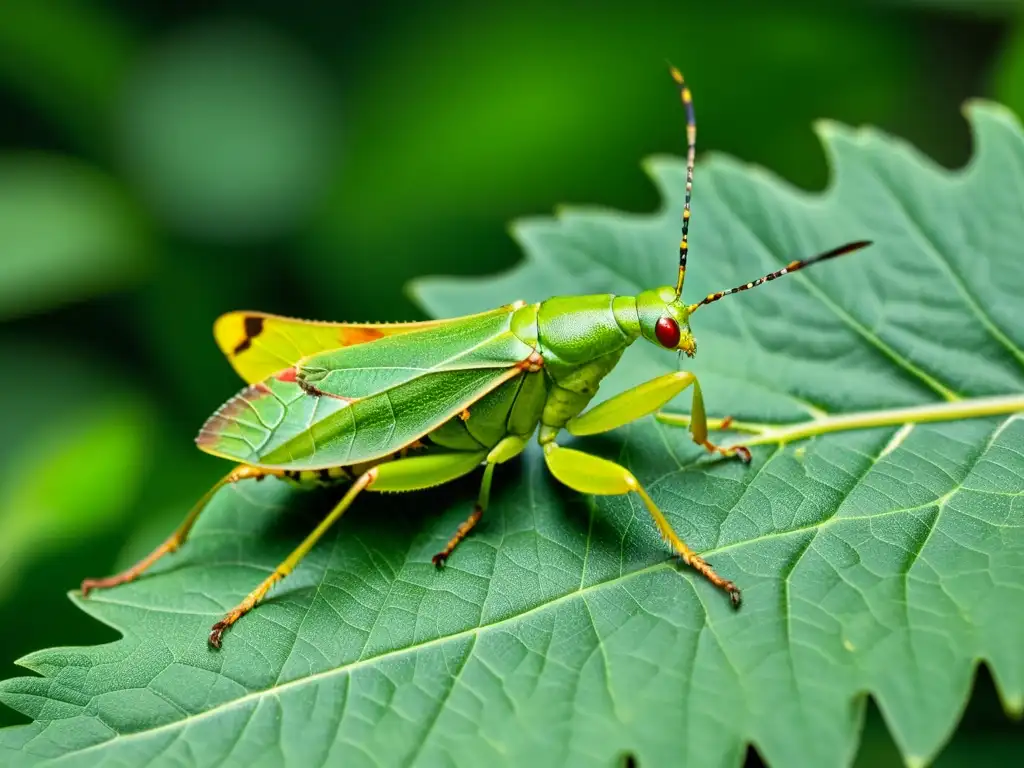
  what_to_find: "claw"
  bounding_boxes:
[80,575,130,596]
[726,582,743,609]
[79,536,180,596]
[701,439,752,464]
[208,621,228,649]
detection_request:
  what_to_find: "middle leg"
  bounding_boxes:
[433,434,529,566]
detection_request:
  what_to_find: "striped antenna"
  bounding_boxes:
[669,65,696,298]
[687,240,873,312]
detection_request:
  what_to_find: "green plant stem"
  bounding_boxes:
[656,394,1024,447]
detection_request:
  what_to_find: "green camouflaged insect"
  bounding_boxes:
[81,68,871,648]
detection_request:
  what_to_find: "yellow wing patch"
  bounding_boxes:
[214,303,526,385]
[214,312,440,384]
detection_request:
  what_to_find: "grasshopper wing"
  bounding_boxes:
[214,304,519,384]
[198,304,536,470]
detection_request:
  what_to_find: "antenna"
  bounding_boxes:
[669,65,696,298]
[687,240,874,312]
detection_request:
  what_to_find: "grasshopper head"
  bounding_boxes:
[636,286,696,357]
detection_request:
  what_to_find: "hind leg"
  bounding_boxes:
[209,449,488,648]
[81,465,277,596]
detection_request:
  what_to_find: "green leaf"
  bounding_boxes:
[0,154,149,320]
[2,103,1023,767]
[0,397,153,603]
[0,342,159,730]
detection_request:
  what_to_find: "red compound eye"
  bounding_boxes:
[655,316,681,348]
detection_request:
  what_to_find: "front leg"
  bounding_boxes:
[565,371,750,462]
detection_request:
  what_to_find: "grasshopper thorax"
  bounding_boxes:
[635,286,696,357]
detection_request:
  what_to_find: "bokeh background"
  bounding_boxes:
[1,0,1022,764]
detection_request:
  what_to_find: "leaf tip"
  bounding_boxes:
[642,154,687,201]
[639,155,660,177]
[1004,693,1024,719]
[402,275,431,308]
[812,117,843,138]
[962,98,1023,131]
[551,202,575,219]
[641,153,678,174]
[64,589,130,636]
[813,117,877,147]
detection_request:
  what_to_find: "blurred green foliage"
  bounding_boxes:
[0,0,1020,764]
[0,156,149,319]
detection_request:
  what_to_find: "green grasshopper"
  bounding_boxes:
[81,68,871,648]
